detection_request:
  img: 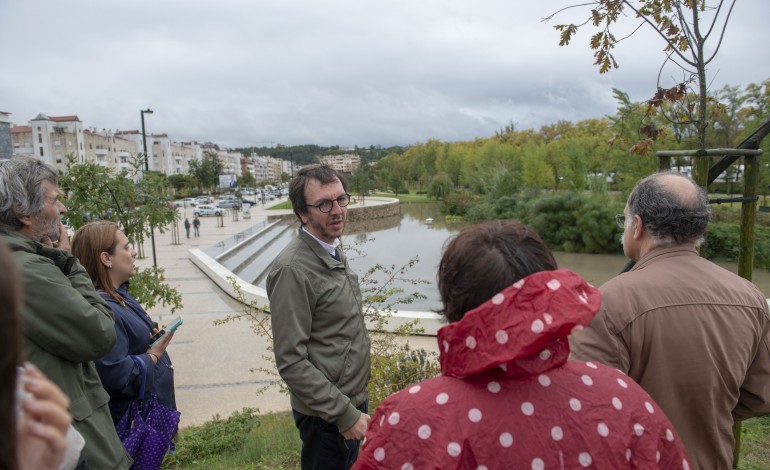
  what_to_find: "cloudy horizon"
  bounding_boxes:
[2,0,768,149]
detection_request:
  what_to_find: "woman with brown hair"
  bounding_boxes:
[355,220,691,469]
[71,221,177,426]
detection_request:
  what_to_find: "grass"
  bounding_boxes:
[161,409,300,469]
[370,191,434,204]
[161,409,769,468]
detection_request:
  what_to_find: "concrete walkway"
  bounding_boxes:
[135,199,438,428]
[134,200,294,428]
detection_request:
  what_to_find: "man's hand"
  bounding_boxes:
[41,223,70,252]
[341,412,371,440]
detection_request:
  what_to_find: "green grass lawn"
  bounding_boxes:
[162,409,769,469]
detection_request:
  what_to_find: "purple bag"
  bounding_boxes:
[116,356,180,470]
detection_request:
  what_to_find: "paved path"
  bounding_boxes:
[136,201,293,428]
[136,200,438,429]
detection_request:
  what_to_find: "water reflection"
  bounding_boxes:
[344,203,770,311]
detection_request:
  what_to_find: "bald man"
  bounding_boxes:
[570,171,770,469]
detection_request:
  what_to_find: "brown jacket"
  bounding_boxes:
[570,246,770,469]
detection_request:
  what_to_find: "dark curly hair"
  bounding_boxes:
[437,220,557,323]
[627,171,711,246]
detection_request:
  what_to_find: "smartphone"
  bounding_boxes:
[150,316,183,346]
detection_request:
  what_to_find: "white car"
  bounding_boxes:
[193,204,226,217]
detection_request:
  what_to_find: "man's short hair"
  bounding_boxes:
[627,171,711,246]
[0,158,59,232]
[288,164,347,222]
[437,220,557,323]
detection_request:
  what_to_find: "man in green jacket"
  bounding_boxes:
[0,157,131,469]
[267,164,371,470]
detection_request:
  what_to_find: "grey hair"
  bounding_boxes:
[627,170,711,247]
[0,158,59,231]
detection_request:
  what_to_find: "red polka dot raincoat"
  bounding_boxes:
[354,269,691,469]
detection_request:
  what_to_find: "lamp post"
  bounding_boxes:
[140,109,153,171]
[140,108,157,268]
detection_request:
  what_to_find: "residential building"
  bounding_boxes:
[0,111,11,160]
[320,153,360,173]
[24,114,86,170]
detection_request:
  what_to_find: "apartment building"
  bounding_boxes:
[0,112,11,160]
[16,114,87,170]
[247,153,284,183]
[83,128,141,172]
[9,112,241,178]
[320,153,360,173]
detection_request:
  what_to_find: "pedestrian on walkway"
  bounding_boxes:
[192,216,200,237]
[183,218,191,238]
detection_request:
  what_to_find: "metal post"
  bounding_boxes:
[140,109,157,268]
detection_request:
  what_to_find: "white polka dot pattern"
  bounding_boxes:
[495,330,509,344]
[492,293,505,305]
[436,393,449,405]
[487,381,501,393]
[468,408,482,423]
[418,425,431,439]
[466,336,477,349]
[499,432,513,447]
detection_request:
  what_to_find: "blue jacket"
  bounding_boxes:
[95,283,176,424]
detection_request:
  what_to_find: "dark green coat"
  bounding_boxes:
[2,230,132,470]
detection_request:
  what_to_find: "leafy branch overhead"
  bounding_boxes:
[545,0,738,174]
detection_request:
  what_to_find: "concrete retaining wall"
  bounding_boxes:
[192,197,444,335]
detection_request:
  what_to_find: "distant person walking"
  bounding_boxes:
[192,216,200,237]
[183,218,191,238]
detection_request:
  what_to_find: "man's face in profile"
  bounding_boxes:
[29,180,66,242]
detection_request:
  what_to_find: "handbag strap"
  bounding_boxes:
[129,355,148,400]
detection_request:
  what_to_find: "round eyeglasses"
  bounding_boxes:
[615,214,626,229]
[307,194,351,213]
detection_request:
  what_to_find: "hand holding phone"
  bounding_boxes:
[150,316,183,346]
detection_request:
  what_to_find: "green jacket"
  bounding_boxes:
[267,228,371,432]
[2,230,132,470]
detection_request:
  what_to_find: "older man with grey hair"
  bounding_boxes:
[570,171,770,469]
[0,157,131,469]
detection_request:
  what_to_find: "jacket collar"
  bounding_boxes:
[631,245,698,272]
[437,269,601,379]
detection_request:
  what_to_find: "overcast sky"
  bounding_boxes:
[2,0,768,148]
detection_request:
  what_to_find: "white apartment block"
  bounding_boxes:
[13,114,86,170]
[248,153,284,183]
[83,128,140,172]
[320,154,360,173]
[9,112,241,178]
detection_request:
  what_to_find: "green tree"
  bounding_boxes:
[427,173,454,200]
[189,151,224,192]
[58,155,182,313]
[548,0,739,185]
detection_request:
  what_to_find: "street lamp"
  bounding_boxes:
[140,109,153,171]
[140,108,157,268]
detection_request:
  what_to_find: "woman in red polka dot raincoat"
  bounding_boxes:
[354,220,691,470]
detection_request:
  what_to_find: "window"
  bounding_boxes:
[39,147,44,156]
[38,134,42,143]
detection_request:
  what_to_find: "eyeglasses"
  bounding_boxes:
[615,214,626,228]
[307,194,351,213]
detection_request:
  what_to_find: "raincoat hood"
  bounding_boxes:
[437,269,600,378]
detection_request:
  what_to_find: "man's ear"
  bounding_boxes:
[298,211,309,225]
[13,204,33,228]
[632,214,644,240]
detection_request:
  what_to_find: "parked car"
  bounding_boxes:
[216,200,241,209]
[177,197,196,207]
[195,195,213,205]
[193,204,226,217]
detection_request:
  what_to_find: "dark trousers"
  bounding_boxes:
[292,401,367,470]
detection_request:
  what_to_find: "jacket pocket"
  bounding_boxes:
[324,340,352,385]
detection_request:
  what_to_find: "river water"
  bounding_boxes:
[344,203,770,312]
